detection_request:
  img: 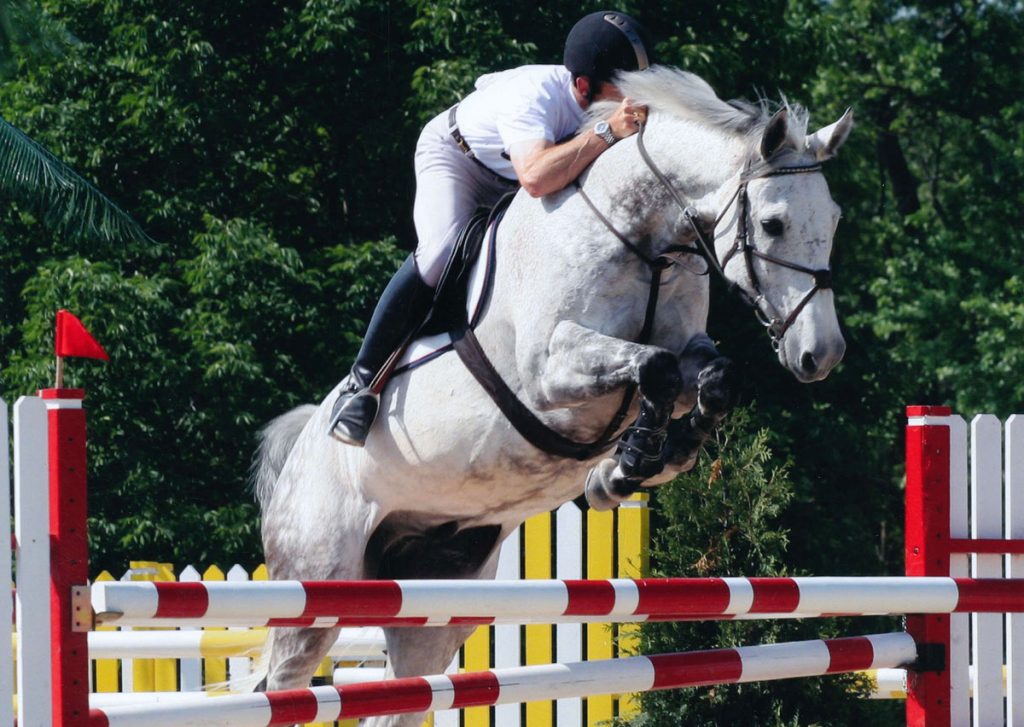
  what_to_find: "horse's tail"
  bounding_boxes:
[251,404,318,514]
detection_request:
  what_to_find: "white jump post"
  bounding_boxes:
[11,389,91,726]
[0,399,13,727]
[905,405,1024,726]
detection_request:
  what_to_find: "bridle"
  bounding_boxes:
[578,120,833,352]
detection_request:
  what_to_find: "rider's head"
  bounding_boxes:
[563,11,654,102]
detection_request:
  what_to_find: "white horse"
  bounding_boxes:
[253,67,851,726]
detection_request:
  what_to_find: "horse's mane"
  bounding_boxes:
[584,66,809,148]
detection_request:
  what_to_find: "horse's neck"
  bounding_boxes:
[581,118,749,238]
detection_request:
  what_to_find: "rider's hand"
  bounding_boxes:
[608,97,648,140]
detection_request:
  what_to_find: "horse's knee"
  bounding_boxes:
[266,628,339,691]
[385,625,475,679]
[637,349,682,408]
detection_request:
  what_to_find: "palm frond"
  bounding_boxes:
[0,114,157,246]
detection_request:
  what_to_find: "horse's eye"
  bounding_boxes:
[761,218,784,236]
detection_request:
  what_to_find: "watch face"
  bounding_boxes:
[595,121,609,133]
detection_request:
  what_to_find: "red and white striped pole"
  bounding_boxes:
[905,405,953,727]
[87,632,917,727]
[42,388,91,727]
[89,575,1024,628]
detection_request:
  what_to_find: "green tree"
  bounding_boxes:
[635,410,900,725]
[0,2,1020,722]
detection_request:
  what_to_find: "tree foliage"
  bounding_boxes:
[0,1,1020,723]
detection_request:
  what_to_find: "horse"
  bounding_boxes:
[252,66,851,726]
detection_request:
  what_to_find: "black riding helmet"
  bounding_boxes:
[563,11,654,89]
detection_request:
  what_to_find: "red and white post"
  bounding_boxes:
[42,388,91,727]
[906,406,1024,726]
[905,405,954,727]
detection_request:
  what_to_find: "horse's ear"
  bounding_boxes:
[806,107,854,161]
[759,108,790,160]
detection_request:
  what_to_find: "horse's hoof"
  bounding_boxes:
[585,459,642,511]
[584,459,619,511]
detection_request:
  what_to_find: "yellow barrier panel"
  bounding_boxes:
[525,511,554,727]
[585,509,615,726]
[616,494,650,717]
[87,496,652,727]
[201,565,228,690]
[93,571,119,693]
[153,563,178,691]
[128,561,178,693]
[464,620,493,727]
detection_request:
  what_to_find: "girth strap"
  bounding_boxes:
[451,263,665,461]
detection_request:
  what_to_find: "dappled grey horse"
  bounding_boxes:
[252,66,851,726]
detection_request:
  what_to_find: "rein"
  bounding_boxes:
[451,120,833,462]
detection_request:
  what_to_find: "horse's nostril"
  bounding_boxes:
[800,351,817,373]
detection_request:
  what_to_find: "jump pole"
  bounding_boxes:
[89,576,1024,629]
[87,632,917,727]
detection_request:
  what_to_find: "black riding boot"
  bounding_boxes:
[328,255,435,446]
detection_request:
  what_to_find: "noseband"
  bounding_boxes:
[623,121,832,351]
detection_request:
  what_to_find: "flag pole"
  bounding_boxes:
[55,355,64,389]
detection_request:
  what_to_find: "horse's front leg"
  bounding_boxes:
[585,334,739,510]
[531,320,682,409]
[662,334,741,471]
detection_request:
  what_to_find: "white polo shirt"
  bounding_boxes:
[453,65,587,180]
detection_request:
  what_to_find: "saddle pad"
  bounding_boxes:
[393,216,497,374]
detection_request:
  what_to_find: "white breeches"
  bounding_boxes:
[412,110,518,287]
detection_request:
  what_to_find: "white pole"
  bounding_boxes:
[85,629,387,660]
[0,399,13,727]
[14,396,51,727]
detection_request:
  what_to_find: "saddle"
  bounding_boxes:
[393,192,515,375]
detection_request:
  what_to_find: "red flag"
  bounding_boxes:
[55,309,109,361]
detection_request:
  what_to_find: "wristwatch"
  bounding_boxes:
[594,120,617,146]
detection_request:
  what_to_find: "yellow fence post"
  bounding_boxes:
[202,565,228,690]
[128,561,177,694]
[616,493,650,718]
[93,571,119,694]
[585,508,616,726]
[525,512,554,727]
[464,622,493,727]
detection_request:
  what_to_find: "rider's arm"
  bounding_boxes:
[509,98,646,198]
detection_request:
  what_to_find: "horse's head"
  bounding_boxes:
[712,106,853,382]
[595,68,852,381]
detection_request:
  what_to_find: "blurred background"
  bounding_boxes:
[0,2,1020,722]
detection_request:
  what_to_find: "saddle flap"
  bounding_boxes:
[395,192,515,373]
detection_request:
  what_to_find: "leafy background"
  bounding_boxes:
[0,1,1021,723]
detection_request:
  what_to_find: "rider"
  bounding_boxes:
[329,10,655,446]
